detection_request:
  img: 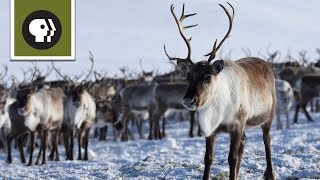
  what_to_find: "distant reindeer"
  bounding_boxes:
[118,83,157,140]
[164,3,276,179]
[52,52,96,161]
[153,83,200,138]
[275,79,294,129]
[16,84,64,165]
[293,75,320,123]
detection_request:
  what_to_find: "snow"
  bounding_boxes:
[0,111,319,179]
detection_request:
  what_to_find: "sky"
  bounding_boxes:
[0,0,320,81]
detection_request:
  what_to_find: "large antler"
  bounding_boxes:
[206,2,234,64]
[164,4,197,65]
[52,61,73,82]
[0,65,8,81]
[80,51,94,85]
[29,61,38,85]
[139,59,146,74]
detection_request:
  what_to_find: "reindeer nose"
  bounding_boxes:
[183,97,195,107]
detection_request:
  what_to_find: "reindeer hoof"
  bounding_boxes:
[7,158,12,164]
[161,133,166,138]
[49,155,54,161]
[189,133,194,138]
[263,169,276,180]
[55,157,60,161]
[83,156,89,161]
[21,159,26,164]
[41,161,47,165]
[27,162,33,166]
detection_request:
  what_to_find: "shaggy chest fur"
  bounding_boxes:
[198,58,276,136]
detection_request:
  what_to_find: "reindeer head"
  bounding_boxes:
[16,86,38,116]
[164,3,234,111]
[13,62,39,115]
[52,51,94,109]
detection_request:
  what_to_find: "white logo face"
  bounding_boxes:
[29,19,56,43]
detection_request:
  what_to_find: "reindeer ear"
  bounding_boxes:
[177,60,191,73]
[213,60,224,74]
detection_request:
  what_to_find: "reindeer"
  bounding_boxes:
[52,52,96,161]
[153,83,200,138]
[15,83,65,165]
[94,99,123,141]
[275,79,294,129]
[164,3,276,179]
[118,83,157,140]
[293,75,320,123]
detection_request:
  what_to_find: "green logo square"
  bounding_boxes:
[10,0,75,60]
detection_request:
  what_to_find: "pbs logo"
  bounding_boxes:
[22,10,62,50]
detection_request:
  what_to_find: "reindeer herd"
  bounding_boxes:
[0,2,319,180]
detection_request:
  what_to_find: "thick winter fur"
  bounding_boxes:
[119,84,156,140]
[179,57,276,180]
[17,87,65,165]
[64,89,96,160]
[64,91,96,129]
[19,88,64,132]
[195,58,276,137]
[275,79,294,129]
[0,97,15,130]
[294,75,320,123]
[154,83,199,138]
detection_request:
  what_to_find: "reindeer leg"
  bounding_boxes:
[49,132,55,161]
[286,110,290,129]
[77,125,84,160]
[228,130,242,180]
[261,124,276,180]
[102,126,107,140]
[55,129,60,161]
[6,133,14,164]
[41,130,48,165]
[161,116,166,138]
[302,104,314,122]
[94,127,99,139]
[236,133,246,179]
[17,135,27,163]
[98,127,103,141]
[155,116,161,140]
[83,127,90,161]
[27,131,36,166]
[189,111,195,137]
[148,113,154,140]
[68,129,75,160]
[203,134,216,180]
[276,108,282,130]
[136,118,143,139]
[121,111,129,141]
[35,131,43,166]
[293,103,300,124]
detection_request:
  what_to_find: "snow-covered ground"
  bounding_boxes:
[0,111,319,179]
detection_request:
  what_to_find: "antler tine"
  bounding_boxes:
[44,65,53,77]
[11,75,19,90]
[0,65,8,81]
[139,59,146,73]
[52,61,73,82]
[164,4,197,65]
[80,51,94,85]
[206,2,235,64]
[29,61,38,85]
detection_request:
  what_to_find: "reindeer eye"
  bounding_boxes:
[204,74,212,82]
